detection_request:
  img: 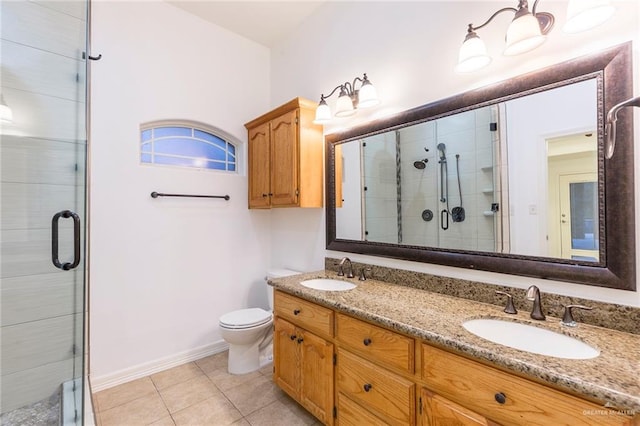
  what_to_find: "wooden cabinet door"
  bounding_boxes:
[300,329,334,425]
[273,317,299,399]
[247,121,271,208]
[270,109,299,207]
[420,388,496,426]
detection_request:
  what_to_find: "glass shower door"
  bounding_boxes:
[1,0,88,424]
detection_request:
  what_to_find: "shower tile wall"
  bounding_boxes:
[400,106,496,251]
[399,121,438,246]
[363,133,398,244]
[1,0,87,413]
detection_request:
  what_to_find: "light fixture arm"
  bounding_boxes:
[531,0,541,15]
[605,96,640,159]
[469,6,518,32]
[319,84,346,103]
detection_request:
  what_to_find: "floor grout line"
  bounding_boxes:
[93,352,319,426]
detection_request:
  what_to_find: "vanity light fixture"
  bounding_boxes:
[0,94,13,123]
[313,73,379,124]
[455,0,554,73]
[455,0,616,73]
[563,0,616,34]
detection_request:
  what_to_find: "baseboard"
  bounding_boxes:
[89,340,229,393]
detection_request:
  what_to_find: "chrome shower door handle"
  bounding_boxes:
[52,210,81,270]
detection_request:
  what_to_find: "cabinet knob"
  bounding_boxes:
[363,338,372,346]
[494,392,507,404]
[363,383,372,392]
[262,193,268,197]
[290,335,296,340]
[297,337,304,344]
[293,309,301,315]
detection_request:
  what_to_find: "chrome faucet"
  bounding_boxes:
[526,285,546,320]
[337,257,354,278]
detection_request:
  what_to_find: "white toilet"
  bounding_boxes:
[219,269,299,375]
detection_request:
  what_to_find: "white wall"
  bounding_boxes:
[269,1,640,307]
[90,1,272,387]
[506,79,598,257]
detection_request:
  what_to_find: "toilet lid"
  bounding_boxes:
[219,308,272,329]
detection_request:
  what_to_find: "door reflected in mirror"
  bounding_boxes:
[335,78,599,262]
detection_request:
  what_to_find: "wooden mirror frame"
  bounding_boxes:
[326,42,635,291]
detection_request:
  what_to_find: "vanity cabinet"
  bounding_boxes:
[273,292,334,425]
[244,97,323,209]
[272,290,636,426]
[421,344,633,426]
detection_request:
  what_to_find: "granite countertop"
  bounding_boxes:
[269,270,640,413]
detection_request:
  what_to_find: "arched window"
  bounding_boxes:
[140,120,239,172]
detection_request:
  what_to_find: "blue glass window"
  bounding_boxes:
[140,121,238,172]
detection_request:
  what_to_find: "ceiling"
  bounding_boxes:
[167,1,326,48]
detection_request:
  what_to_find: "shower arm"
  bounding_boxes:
[605,96,640,159]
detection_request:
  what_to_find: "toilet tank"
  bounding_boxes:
[266,269,299,310]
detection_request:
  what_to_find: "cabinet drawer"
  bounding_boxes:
[421,388,497,426]
[337,348,415,425]
[274,291,333,338]
[336,313,414,373]
[337,392,389,426]
[422,344,632,426]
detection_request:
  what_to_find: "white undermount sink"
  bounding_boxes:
[462,318,600,360]
[300,278,356,291]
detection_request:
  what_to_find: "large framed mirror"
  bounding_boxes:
[326,42,635,291]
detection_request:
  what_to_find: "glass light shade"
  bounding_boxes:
[455,35,492,73]
[563,0,615,34]
[357,82,379,108]
[504,13,546,56]
[313,100,331,124]
[0,96,13,123]
[334,93,356,117]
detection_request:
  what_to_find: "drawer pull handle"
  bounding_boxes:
[290,335,297,340]
[363,338,372,346]
[293,309,301,315]
[363,384,372,392]
[297,337,304,344]
[494,392,507,404]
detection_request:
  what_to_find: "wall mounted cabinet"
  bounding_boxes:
[245,98,323,209]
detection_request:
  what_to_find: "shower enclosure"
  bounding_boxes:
[1,1,89,424]
[360,105,501,252]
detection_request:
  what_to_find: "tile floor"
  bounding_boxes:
[92,351,321,426]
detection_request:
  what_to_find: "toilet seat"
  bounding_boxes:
[219,308,272,330]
